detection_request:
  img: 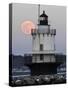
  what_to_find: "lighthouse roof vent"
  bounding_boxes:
[40,11,48,17]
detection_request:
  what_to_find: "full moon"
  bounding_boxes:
[21,21,35,35]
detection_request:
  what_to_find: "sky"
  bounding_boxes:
[11,3,66,55]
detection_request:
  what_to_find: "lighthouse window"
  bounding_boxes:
[40,54,43,60]
[40,17,44,20]
[40,44,43,51]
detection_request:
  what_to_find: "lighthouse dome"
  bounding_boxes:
[39,11,48,25]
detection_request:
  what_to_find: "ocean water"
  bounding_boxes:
[12,66,31,80]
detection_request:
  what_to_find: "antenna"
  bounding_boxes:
[38,4,40,25]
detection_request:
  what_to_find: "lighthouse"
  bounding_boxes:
[30,10,59,75]
[24,5,62,76]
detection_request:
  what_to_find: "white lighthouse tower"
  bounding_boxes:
[31,10,56,63]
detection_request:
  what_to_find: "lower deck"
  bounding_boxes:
[32,54,55,63]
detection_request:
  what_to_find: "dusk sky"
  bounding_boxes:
[12,3,66,55]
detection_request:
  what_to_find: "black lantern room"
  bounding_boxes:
[39,11,48,25]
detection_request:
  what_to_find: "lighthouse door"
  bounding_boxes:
[40,44,43,51]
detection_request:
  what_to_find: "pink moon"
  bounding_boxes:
[21,21,35,35]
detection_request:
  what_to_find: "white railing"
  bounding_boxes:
[31,28,56,35]
[50,29,56,35]
[31,29,37,35]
